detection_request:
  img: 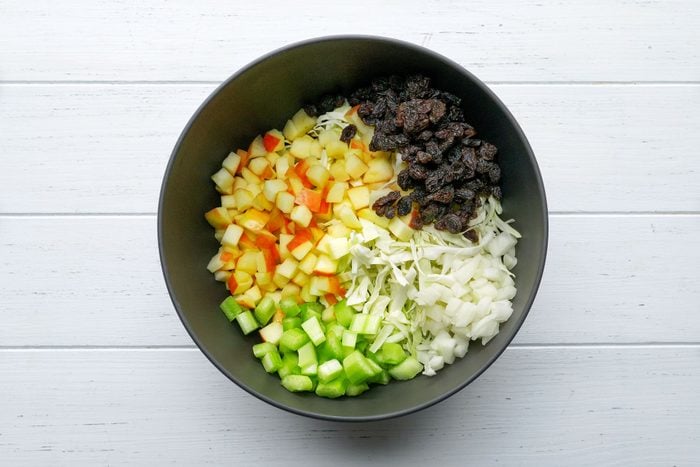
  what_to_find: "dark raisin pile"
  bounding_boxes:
[347,75,502,237]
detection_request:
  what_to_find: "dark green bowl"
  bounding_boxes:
[158,36,547,421]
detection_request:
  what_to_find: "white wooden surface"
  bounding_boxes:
[1,1,699,465]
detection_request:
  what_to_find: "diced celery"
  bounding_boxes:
[324,330,343,360]
[317,359,344,383]
[376,343,408,366]
[300,303,322,322]
[252,342,276,358]
[349,314,381,335]
[315,377,348,398]
[346,382,370,396]
[297,342,317,370]
[254,296,276,325]
[277,353,300,378]
[279,328,309,352]
[281,374,314,392]
[220,296,243,321]
[261,350,283,373]
[280,297,301,317]
[282,316,302,331]
[388,356,423,380]
[341,330,357,349]
[333,300,355,328]
[342,350,380,384]
[367,369,391,385]
[301,316,326,346]
[301,364,318,376]
[235,311,259,335]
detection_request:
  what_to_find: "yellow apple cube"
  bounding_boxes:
[205,207,232,229]
[388,217,414,242]
[327,223,352,238]
[344,152,369,179]
[346,186,370,210]
[248,135,267,158]
[325,182,347,203]
[263,179,288,202]
[298,252,318,275]
[325,140,349,159]
[292,271,310,287]
[278,233,293,260]
[290,241,314,261]
[275,191,295,214]
[329,161,350,182]
[272,272,290,289]
[276,257,299,279]
[233,189,255,212]
[241,167,262,185]
[248,157,271,177]
[280,283,301,300]
[306,164,330,188]
[231,270,253,294]
[318,129,340,148]
[357,207,391,229]
[334,203,362,229]
[313,254,338,275]
[363,158,394,184]
[275,156,291,179]
[211,168,234,194]
[222,151,241,175]
[290,204,313,227]
[290,135,314,159]
[221,224,244,247]
[236,251,260,275]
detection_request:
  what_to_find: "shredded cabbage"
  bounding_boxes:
[345,196,520,376]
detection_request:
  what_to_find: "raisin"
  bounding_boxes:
[372,191,401,212]
[426,185,454,204]
[358,103,374,120]
[491,186,502,200]
[488,165,501,183]
[405,75,432,99]
[369,132,397,151]
[435,214,464,234]
[340,124,357,144]
[425,170,448,192]
[476,159,494,175]
[303,104,319,117]
[397,197,413,216]
[447,106,465,122]
[417,130,433,141]
[416,151,434,164]
[421,203,440,223]
[478,142,498,161]
[397,170,415,190]
[454,188,476,202]
[462,138,482,147]
[408,164,428,180]
[319,95,338,113]
[384,205,397,219]
[464,229,479,243]
[408,210,423,229]
[428,99,447,124]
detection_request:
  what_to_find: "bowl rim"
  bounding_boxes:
[158,34,548,422]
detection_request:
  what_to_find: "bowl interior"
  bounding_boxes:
[159,37,547,421]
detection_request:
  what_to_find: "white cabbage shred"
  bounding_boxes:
[345,196,520,376]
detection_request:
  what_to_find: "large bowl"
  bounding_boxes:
[159,36,547,421]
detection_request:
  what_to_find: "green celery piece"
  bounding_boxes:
[235,311,259,335]
[333,300,355,328]
[317,359,343,383]
[281,374,314,392]
[376,343,408,366]
[301,316,326,346]
[300,305,322,323]
[367,369,391,385]
[279,297,301,317]
[282,316,302,331]
[324,330,343,360]
[261,350,283,373]
[315,377,348,398]
[254,296,276,325]
[388,356,423,381]
[279,328,309,352]
[277,353,300,379]
[297,342,317,370]
[342,350,379,384]
[305,302,324,313]
[252,342,276,359]
[220,296,243,321]
[346,382,370,396]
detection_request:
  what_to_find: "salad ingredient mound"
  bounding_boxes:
[204,77,518,398]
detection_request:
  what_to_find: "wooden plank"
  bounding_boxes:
[1,84,699,213]
[0,347,698,465]
[1,1,699,82]
[0,215,698,346]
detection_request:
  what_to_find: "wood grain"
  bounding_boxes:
[1,214,698,347]
[1,347,698,465]
[2,84,699,214]
[1,1,699,82]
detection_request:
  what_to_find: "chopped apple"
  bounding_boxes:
[205,207,232,229]
[260,321,283,344]
[275,156,291,179]
[276,257,299,279]
[280,283,301,300]
[325,140,349,159]
[292,271,310,287]
[233,189,255,212]
[291,109,316,136]
[233,178,248,194]
[306,164,330,188]
[248,157,272,177]
[310,140,323,158]
[287,175,305,196]
[290,240,313,261]
[265,151,280,168]
[263,179,288,202]
[211,168,234,194]
[334,203,362,229]
[329,161,350,182]
[358,207,391,229]
[245,182,262,197]
[318,128,340,148]
[229,270,253,294]
[278,233,293,260]
[315,235,332,255]
[300,282,314,302]
[346,186,370,210]
[248,135,267,158]
[363,158,393,184]
[309,276,329,296]
[255,272,274,289]
[327,237,350,259]
[252,192,274,211]
[325,181,348,203]
[290,135,314,159]
[236,284,262,309]
[327,222,352,238]
[290,204,313,227]
[207,251,224,273]
[275,191,295,214]
[222,151,242,175]
[236,251,260,275]
[263,129,285,152]
[221,223,244,247]
[241,167,262,185]
[214,229,225,242]
[388,216,414,242]
[345,105,375,139]
[298,252,318,275]
[214,270,231,282]
[221,194,236,209]
[344,152,369,179]
[272,272,290,288]
[313,254,338,275]
[238,209,270,232]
